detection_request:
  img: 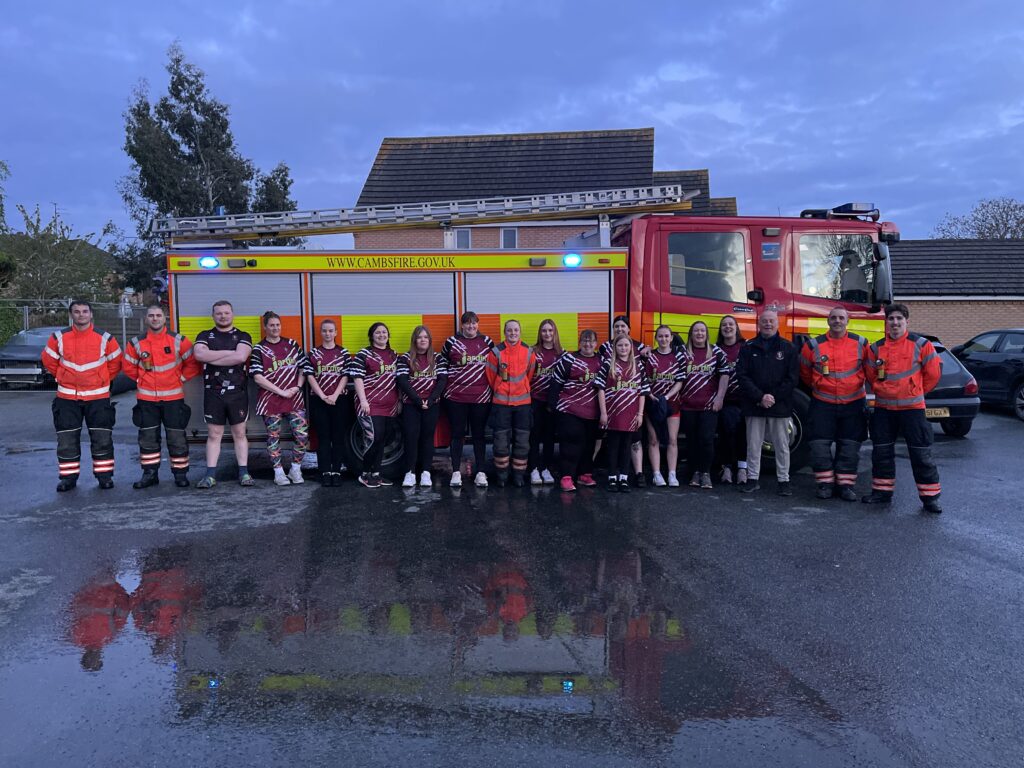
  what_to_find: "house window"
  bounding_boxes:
[501,228,518,249]
[455,228,472,249]
[667,232,747,303]
[798,234,874,303]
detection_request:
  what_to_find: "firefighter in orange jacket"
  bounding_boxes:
[41,299,122,492]
[485,319,536,487]
[799,306,869,502]
[862,303,943,513]
[122,303,202,489]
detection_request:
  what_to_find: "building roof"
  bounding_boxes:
[890,239,1024,296]
[357,128,656,206]
[652,170,736,215]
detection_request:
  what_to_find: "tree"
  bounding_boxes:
[0,205,117,301]
[119,44,301,289]
[932,197,1024,239]
[0,159,10,233]
[252,162,303,246]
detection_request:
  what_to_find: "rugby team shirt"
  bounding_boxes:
[309,345,350,400]
[550,351,603,421]
[441,333,495,404]
[529,346,562,403]
[594,358,651,431]
[396,352,449,404]
[249,337,314,416]
[678,344,729,411]
[349,346,400,417]
[194,327,253,396]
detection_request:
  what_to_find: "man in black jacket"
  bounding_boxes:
[736,310,800,496]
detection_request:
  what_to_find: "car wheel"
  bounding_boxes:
[1014,382,1024,422]
[940,418,973,438]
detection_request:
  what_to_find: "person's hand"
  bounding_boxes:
[326,392,339,406]
[712,395,724,413]
[599,413,609,429]
[358,399,371,416]
[630,414,642,431]
[760,393,775,408]
[421,399,429,410]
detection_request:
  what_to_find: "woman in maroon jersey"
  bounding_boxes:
[678,320,729,489]
[250,311,314,486]
[397,326,449,489]
[547,329,603,492]
[714,315,748,484]
[528,319,563,485]
[441,311,495,488]
[596,335,650,492]
[599,315,651,487]
[350,322,400,489]
[307,319,350,487]
[644,325,685,487]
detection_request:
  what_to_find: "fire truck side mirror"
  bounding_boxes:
[747,289,764,303]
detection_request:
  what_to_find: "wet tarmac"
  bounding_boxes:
[1,390,1022,767]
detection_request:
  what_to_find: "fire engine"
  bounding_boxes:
[156,185,897,473]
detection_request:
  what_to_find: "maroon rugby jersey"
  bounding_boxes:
[441,333,495,404]
[350,346,400,416]
[594,358,650,431]
[644,348,685,400]
[550,351,602,420]
[678,344,728,411]
[530,346,562,402]
[718,341,743,404]
[309,345,350,399]
[249,337,313,416]
[396,352,448,403]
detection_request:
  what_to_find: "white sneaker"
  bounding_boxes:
[287,464,304,484]
[450,471,462,488]
[530,469,543,485]
[737,468,748,485]
[474,471,489,488]
[667,472,680,487]
[720,466,733,484]
[402,471,416,488]
[652,472,667,487]
[274,467,290,486]
[541,469,555,484]
[419,471,432,487]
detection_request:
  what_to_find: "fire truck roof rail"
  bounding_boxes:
[800,203,880,222]
[151,185,700,244]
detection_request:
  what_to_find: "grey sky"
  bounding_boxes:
[2,0,1022,241]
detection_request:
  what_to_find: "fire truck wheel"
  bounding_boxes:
[759,389,810,473]
[341,418,406,482]
[1013,382,1024,422]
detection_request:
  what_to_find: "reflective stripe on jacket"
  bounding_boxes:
[122,329,202,402]
[865,333,941,410]
[800,332,868,404]
[42,325,122,401]
[486,341,536,407]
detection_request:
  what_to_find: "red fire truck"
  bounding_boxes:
[156,186,896,474]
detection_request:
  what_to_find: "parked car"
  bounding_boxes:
[924,339,981,437]
[0,326,135,394]
[951,329,1024,422]
[0,326,62,388]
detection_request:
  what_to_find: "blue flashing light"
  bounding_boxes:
[208,678,220,689]
[198,256,220,270]
[562,679,574,694]
[562,253,582,268]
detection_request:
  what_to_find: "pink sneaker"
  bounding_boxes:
[577,473,597,487]
[560,476,576,492]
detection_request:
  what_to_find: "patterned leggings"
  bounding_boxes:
[263,411,310,468]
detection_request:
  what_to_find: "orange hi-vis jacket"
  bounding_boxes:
[486,340,536,406]
[800,332,868,404]
[865,332,941,410]
[42,325,122,401]
[122,328,201,401]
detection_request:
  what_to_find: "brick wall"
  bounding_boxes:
[354,224,596,250]
[901,300,1024,346]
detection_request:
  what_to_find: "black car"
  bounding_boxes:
[0,326,63,388]
[924,340,981,437]
[951,329,1024,422]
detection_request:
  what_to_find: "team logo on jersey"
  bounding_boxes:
[775,351,784,360]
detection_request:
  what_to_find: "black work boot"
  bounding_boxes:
[861,490,892,505]
[815,483,833,500]
[133,469,160,489]
[836,485,858,502]
[97,476,114,490]
[56,476,78,493]
[494,472,508,488]
[173,472,190,488]
[511,473,525,488]
[922,498,943,514]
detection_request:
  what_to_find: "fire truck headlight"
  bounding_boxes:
[198,256,220,270]
[562,253,582,268]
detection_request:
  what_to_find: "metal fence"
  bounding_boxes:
[0,299,148,349]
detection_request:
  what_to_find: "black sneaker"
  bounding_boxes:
[837,485,858,502]
[815,483,833,500]
[359,472,379,489]
[922,498,943,514]
[861,491,893,504]
[607,477,619,493]
[375,473,391,487]
[618,479,632,494]
[633,472,646,488]
[739,479,760,494]
[777,481,792,497]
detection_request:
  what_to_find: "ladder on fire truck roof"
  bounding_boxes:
[151,185,700,244]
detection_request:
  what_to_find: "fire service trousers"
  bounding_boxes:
[868,408,941,501]
[133,399,192,477]
[490,404,532,480]
[807,398,867,488]
[52,397,116,480]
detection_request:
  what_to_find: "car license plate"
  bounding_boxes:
[925,407,950,419]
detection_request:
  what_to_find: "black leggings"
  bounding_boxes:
[364,415,392,474]
[715,404,746,469]
[446,400,490,472]
[528,399,557,472]
[681,409,717,475]
[604,429,633,477]
[309,396,348,474]
[401,403,440,474]
[558,412,599,479]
